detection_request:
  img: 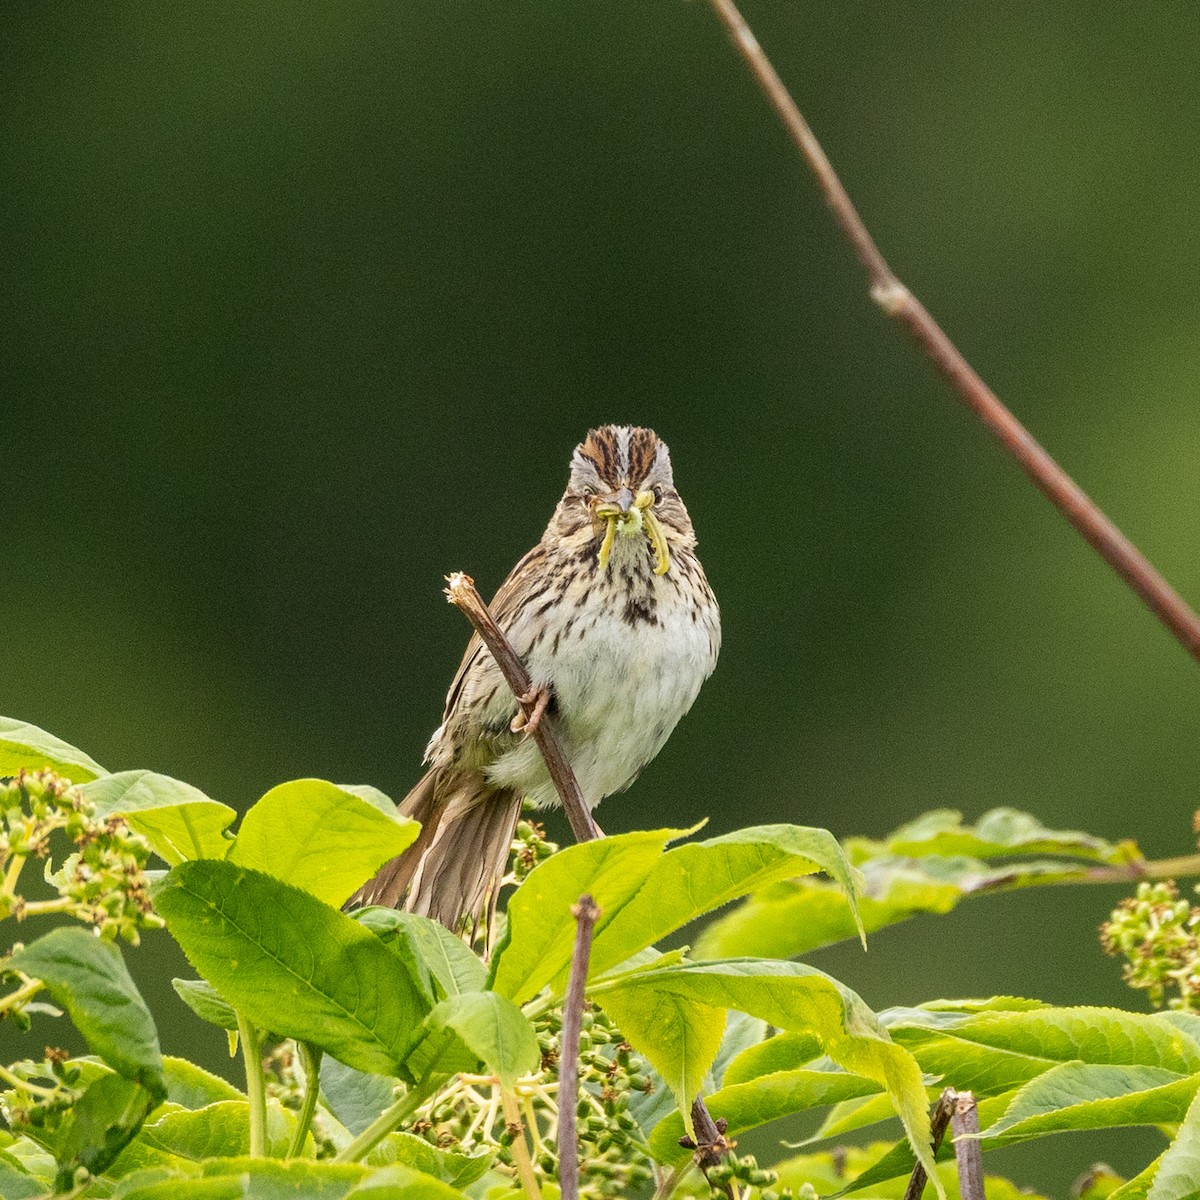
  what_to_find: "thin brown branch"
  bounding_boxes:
[706,0,1200,664]
[445,572,602,843]
[558,894,601,1200]
[950,1091,986,1200]
[902,1088,956,1200]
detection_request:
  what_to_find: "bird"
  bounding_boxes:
[348,424,721,936]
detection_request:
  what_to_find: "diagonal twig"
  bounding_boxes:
[557,894,601,1200]
[444,572,603,843]
[706,0,1200,664]
[903,1088,956,1200]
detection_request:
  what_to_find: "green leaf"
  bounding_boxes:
[162,1056,243,1109]
[354,909,487,998]
[344,1163,476,1198]
[648,1066,883,1162]
[8,927,164,1093]
[172,978,239,1032]
[365,1131,490,1188]
[84,770,236,864]
[227,779,419,907]
[0,1160,41,1200]
[404,991,540,1087]
[489,827,685,1004]
[930,1006,1200,1074]
[0,716,108,782]
[723,1031,823,1085]
[594,957,939,1191]
[116,1155,368,1199]
[875,806,1135,863]
[155,861,431,1076]
[984,1062,1199,1145]
[599,986,726,1134]
[319,1057,399,1136]
[53,1074,158,1190]
[697,808,1144,961]
[591,824,864,979]
[110,1100,298,1176]
[1149,1083,1200,1200]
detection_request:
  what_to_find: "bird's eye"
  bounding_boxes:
[652,486,664,503]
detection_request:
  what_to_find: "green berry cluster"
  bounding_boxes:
[1102,881,1200,1009]
[411,1004,655,1197]
[0,769,162,944]
[0,1052,87,1137]
[509,818,558,883]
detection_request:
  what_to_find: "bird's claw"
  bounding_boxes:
[511,686,551,736]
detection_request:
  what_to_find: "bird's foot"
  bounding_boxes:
[511,685,551,736]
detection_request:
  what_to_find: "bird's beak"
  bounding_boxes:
[594,487,670,576]
[594,487,635,518]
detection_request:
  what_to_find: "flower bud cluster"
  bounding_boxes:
[412,1004,654,1198]
[1101,880,1200,1009]
[0,769,162,943]
[510,818,558,883]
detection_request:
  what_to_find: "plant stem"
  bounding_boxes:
[236,1013,267,1157]
[18,897,75,917]
[0,1060,64,1099]
[557,894,600,1200]
[950,1091,985,1200]
[0,976,44,1016]
[445,573,601,842]
[502,1087,543,1200]
[332,1083,431,1164]
[705,0,1200,664]
[1,853,26,898]
[287,1043,323,1158]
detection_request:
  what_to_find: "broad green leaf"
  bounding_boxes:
[52,1074,158,1190]
[155,861,431,1076]
[228,779,419,907]
[695,855,1117,960]
[84,770,236,864]
[320,1057,399,1136]
[590,825,864,982]
[871,806,1136,864]
[365,1131,490,1187]
[0,716,107,782]
[489,827,684,1004]
[8,927,164,1093]
[172,978,239,1032]
[0,1160,41,1200]
[648,1066,883,1163]
[942,1007,1200,1074]
[404,992,539,1087]
[355,908,487,998]
[594,958,939,1190]
[116,1156,368,1199]
[724,1031,823,1085]
[1151,1085,1200,1200]
[599,986,726,1134]
[984,1062,1199,1145]
[893,1030,1051,1097]
[109,1100,297,1176]
[810,1090,913,1144]
[344,1163,476,1198]
[162,1056,243,1109]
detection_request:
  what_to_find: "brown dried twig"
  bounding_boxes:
[557,894,601,1200]
[444,572,602,843]
[902,1088,956,1200]
[706,0,1200,664]
[950,1091,986,1200]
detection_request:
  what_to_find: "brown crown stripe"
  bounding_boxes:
[578,425,661,486]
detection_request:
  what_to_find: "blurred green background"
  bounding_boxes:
[4,1,1200,1189]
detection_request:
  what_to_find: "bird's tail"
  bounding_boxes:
[346,767,521,940]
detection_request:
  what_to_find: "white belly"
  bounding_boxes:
[485,557,718,809]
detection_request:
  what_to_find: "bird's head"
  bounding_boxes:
[557,425,695,575]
